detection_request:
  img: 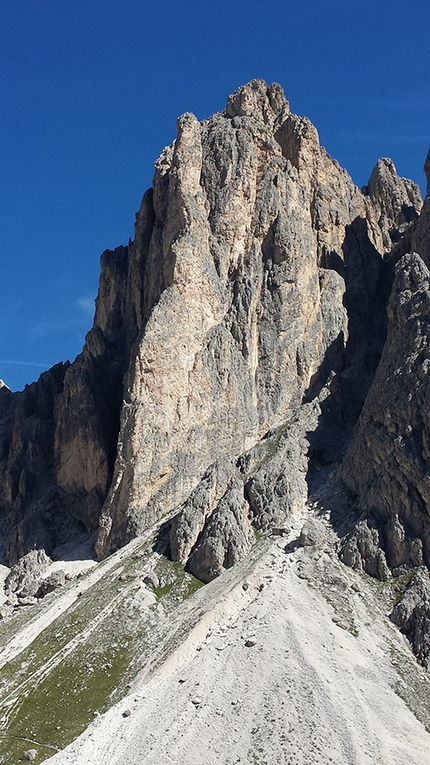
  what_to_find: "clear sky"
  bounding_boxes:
[1,0,429,391]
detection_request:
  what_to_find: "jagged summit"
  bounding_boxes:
[225,79,290,119]
[363,156,422,248]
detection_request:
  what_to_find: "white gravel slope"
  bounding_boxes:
[43,539,430,765]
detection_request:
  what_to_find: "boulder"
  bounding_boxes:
[4,549,51,596]
[299,518,326,547]
[37,569,66,597]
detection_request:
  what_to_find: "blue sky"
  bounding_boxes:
[1,0,429,391]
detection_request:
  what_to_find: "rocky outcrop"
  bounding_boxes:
[0,80,426,587]
[186,477,254,583]
[95,79,398,558]
[244,400,321,532]
[53,247,133,532]
[37,568,66,597]
[0,239,152,563]
[299,517,327,547]
[169,397,322,581]
[341,252,430,574]
[340,518,391,581]
[391,568,430,667]
[3,549,66,607]
[169,458,236,566]
[363,157,422,250]
[4,548,51,596]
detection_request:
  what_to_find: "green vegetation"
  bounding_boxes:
[151,557,204,602]
[390,567,418,608]
[0,541,205,764]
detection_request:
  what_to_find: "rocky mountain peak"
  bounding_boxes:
[0,80,429,596]
[2,83,430,763]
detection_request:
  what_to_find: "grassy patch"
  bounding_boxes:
[2,643,130,764]
[151,557,204,604]
[0,545,206,764]
[390,567,419,608]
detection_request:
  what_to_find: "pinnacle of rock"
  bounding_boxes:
[364,156,422,249]
[225,79,290,120]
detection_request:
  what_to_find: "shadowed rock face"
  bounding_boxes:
[410,148,430,268]
[0,363,69,564]
[339,152,430,580]
[341,252,430,574]
[0,80,427,590]
[0,244,146,563]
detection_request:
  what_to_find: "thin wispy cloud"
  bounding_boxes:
[77,296,95,316]
[0,359,50,368]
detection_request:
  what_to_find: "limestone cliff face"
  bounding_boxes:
[95,79,392,558]
[54,246,135,532]
[0,80,426,584]
[168,398,322,582]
